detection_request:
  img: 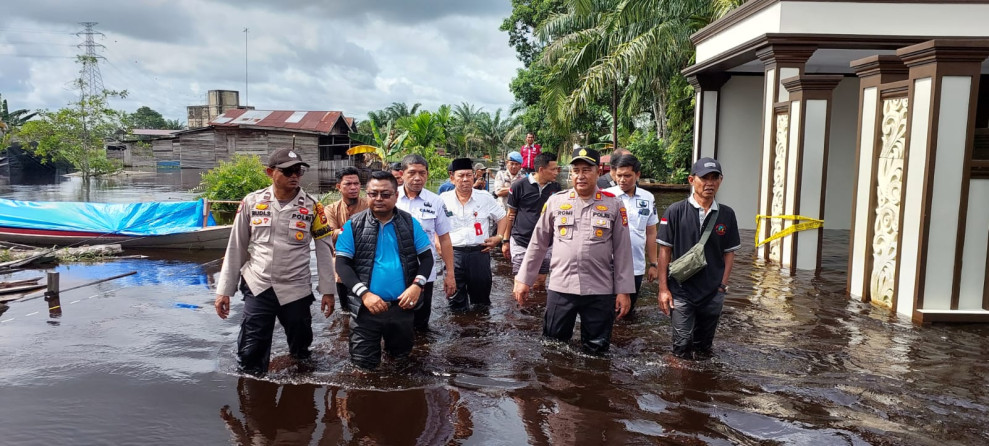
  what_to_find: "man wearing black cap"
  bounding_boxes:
[513,147,635,354]
[656,157,741,360]
[440,157,508,311]
[214,148,335,376]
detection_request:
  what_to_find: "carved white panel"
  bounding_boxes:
[769,113,789,262]
[870,97,908,308]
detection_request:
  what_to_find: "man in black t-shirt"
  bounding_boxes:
[501,152,561,289]
[657,157,741,360]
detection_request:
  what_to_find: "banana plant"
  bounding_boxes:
[348,118,409,161]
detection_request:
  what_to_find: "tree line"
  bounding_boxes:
[501,0,742,182]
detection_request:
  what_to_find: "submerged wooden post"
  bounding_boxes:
[46,272,59,297]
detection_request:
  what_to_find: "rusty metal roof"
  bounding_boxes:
[209,109,350,134]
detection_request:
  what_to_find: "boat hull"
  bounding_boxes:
[0,226,232,250]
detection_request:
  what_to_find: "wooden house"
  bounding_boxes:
[153,109,356,172]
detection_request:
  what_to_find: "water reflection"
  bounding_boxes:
[219,379,473,445]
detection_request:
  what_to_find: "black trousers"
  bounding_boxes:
[236,280,315,376]
[670,292,725,359]
[350,303,415,370]
[628,275,644,317]
[543,290,616,354]
[413,281,435,331]
[450,248,491,311]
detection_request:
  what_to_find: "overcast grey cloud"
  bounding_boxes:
[0,0,521,124]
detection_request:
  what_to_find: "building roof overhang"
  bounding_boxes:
[685,0,989,77]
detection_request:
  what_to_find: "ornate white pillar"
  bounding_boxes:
[754,45,816,265]
[847,56,908,304]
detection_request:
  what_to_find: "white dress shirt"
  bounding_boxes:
[440,189,506,247]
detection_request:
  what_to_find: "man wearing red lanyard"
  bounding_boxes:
[520,132,541,173]
[439,158,508,311]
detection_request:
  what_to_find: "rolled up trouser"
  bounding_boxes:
[450,247,491,311]
[510,242,551,276]
[412,281,435,331]
[236,279,315,376]
[543,290,616,354]
[670,291,725,358]
[349,302,415,370]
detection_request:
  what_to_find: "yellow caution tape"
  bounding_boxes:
[754,215,824,247]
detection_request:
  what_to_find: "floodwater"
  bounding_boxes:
[2,169,989,445]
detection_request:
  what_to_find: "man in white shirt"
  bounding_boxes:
[396,154,457,331]
[605,153,659,318]
[440,157,508,311]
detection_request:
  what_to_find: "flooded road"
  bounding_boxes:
[2,170,988,445]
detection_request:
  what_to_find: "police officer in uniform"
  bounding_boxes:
[214,148,334,376]
[513,147,635,354]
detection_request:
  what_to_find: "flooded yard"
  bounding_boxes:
[1,170,988,445]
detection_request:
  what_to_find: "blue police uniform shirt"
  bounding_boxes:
[437,180,455,194]
[335,216,432,301]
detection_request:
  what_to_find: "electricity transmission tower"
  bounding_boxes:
[76,22,106,100]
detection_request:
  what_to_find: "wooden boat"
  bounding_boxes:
[0,226,231,250]
[0,198,231,250]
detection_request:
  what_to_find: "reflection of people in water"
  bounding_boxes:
[220,378,319,445]
[334,386,472,444]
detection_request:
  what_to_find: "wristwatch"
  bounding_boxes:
[413,275,427,289]
[648,262,658,268]
[719,283,729,292]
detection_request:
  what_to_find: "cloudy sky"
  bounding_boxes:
[0,0,522,124]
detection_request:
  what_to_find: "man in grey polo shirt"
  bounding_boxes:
[657,157,741,359]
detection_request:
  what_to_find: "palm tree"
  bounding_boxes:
[384,102,421,122]
[538,0,727,140]
[397,111,446,152]
[0,93,39,142]
[477,108,522,159]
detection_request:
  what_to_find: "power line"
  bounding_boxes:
[76,22,106,100]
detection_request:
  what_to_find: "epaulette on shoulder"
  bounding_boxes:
[600,190,616,197]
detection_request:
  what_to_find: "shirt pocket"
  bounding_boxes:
[418,209,437,235]
[249,213,272,243]
[591,216,612,242]
[555,223,574,241]
[636,208,651,231]
[287,217,312,245]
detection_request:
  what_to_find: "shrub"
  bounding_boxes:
[195,154,271,213]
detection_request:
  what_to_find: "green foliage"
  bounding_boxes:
[1,93,39,147]
[125,106,184,130]
[413,146,452,181]
[350,119,409,161]
[16,93,126,178]
[500,0,568,66]
[195,154,271,212]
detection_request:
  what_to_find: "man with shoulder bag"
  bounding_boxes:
[657,157,741,360]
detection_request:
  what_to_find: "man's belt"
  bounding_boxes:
[453,245,485,252]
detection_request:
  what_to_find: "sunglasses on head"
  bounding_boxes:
[277,165,307,177]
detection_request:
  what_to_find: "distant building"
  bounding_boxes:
[187,90,254,129]
[107,129,181,167]
[152,109,356,173]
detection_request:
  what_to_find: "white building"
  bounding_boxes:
[686,0,989,323]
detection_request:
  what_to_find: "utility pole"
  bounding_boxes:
[76,22,106,102]
[243,27,249,107]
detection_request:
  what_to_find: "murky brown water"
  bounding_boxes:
[2,170,988,445]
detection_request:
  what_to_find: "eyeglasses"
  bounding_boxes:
[277,165,307,177]
[366,191,394,199]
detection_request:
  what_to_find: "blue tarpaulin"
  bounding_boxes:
[0,198,217,236]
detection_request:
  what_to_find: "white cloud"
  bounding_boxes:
[0,0,520,123]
